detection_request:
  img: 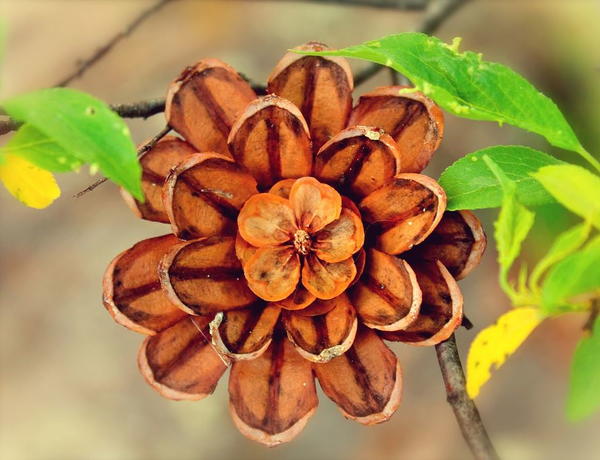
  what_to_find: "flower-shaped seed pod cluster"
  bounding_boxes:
[103,42,487,447]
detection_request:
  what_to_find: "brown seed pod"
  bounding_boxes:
[228,95,313,189]
[210,304,281,360]
[268,42,353,153]
[406,210,487,280]
[163,153,258,240]
[228,338,318,447]
[103,234,187,335]
[283,292,357,362]
[121,136,197,223]
[359,173,447,255]
[348,86,444,173]
[314,326,402,425]
[350,248,422,331]
[165,58,256,154]
[159,236,258,315]
[381,260,463,346]
[138,316,228,401]
[314,126,402,199]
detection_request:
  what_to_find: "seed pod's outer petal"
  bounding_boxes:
[314,326,402,424]
[283,293,357,363]
[407,210,487,280]
[289,177,342,233]
[237,193,296,248]
[160,236,257,315]
[228,95,312,188]
[302,254,356,300]
[348,86,444,173]
[275,286,317,311]
[209,305,281,360]
[268,178,297,199]
[138,316,228,401]
[313,203,365,263]
[228,338,318,447]
[314,126,402,200]
[350,249,421,331]
[359,174,446,255]
[164,153,258,240]
[381,260,463,346]
[122,136,197,223]
[243,246,301,302]
[268,42,353,153]
[103,235,188,335]
[165,59,256,154]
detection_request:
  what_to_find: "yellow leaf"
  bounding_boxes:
[466,307,542,398]
[0,153,61,209]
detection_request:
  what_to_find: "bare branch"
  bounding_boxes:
[0,118,20,136]
[436,335,499,460]
[355,0,470,85]
[74,125,172,198]
[56,0,174,87]
[110,98,166,119]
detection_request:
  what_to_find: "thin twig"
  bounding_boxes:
[56,0,173,87]
[110,98,166,119]
[0,118,20,136]
[73,125,171,198]
[355,0,469,86]
[436,335,499,460]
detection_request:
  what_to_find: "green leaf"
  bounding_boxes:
[532,165,600,230]
[438,145,562,210]
[567,316,600,421]
[2,88,142,200]
[529,222,591,291]
[484,155,535,299]
[298,33,599,171]
[2,124,82,172]
[542,241,600,314]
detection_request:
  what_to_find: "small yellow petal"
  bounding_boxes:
[466,307,542,398]
[0,154,61,209]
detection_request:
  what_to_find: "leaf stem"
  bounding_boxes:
[576,148,600,175]
[436,335,499,460]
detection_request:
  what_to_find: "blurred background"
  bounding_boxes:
[1,1,599,459]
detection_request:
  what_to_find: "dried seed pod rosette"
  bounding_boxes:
[102,42,487,447]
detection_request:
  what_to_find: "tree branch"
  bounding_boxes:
[436,335,499,460]
[56,0,174,87]
[355,0,469,85]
